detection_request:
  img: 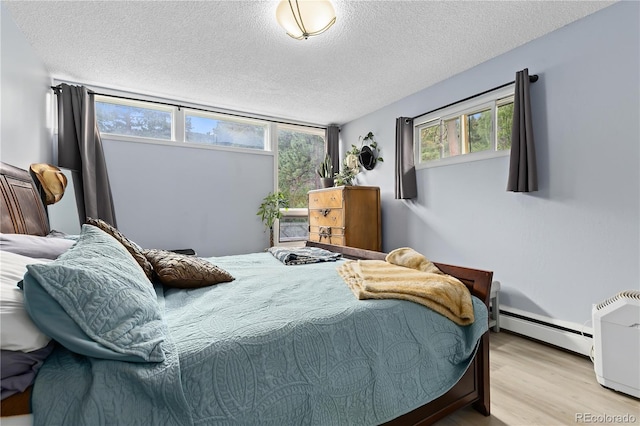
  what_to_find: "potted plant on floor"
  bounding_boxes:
[316,154,334,188]
[257,191,289,247]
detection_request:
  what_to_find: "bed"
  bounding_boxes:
[0,161,492,425]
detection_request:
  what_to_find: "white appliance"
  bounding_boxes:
[592,290,640,398]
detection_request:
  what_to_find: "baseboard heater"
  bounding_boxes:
[501,310,593,337]
[498,309,593,356]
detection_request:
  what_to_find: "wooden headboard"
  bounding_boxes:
[0,162,50,236]
[0,163,51,417]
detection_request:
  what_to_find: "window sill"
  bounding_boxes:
[416,150,509,170]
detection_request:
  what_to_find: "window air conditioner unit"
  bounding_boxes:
[592,290,640,398]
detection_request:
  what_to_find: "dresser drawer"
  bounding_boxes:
[309,208,344,227]
[309,225,344,237]
[309,231,345,246]
[308,189,343,209]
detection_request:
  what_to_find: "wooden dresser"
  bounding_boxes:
[308,186,381,251]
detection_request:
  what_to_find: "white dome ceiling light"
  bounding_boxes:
[276,0,336,40]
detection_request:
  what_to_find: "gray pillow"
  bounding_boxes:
[22,225,165,362]
[0,233,75,259]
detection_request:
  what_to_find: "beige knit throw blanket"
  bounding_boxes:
[338,248,474,325]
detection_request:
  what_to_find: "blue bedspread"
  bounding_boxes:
[32,252,488,425]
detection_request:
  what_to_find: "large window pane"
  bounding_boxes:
[277,127,325,208]
[497,102,514,151]
[467,109,492,153]
[185,114,266,149]
[96,101,172,140]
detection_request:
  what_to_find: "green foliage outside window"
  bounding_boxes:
[419,100,514,162]
[497,103,514,151]
[467,110,492,153]
[420,124,441,162]
[277,129,325,208]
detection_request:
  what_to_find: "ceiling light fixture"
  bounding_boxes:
[275,0,336,40]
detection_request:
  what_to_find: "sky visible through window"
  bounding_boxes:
[189,116,218,134]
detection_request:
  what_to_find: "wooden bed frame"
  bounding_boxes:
[0,161,492,424]
[0,162,50,237]
[307,241,492,425]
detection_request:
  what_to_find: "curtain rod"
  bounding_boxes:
[411,74,538,120]
[50,85,327,131]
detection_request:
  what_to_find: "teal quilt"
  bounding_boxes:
[32,252,488,425]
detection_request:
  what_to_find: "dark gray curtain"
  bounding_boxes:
[57,84,117,226]
[395,117,417,199]
[325,125,340,176]
[507,69,538,192]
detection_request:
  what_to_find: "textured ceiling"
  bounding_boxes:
[4,0,615,126]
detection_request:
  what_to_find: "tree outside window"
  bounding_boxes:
[277,127,325,242]
[277,128,325,208]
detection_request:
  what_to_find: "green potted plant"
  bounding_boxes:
[316,153,334,188]
[257,191,289,247]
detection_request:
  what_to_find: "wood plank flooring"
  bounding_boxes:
[435,331,639,426]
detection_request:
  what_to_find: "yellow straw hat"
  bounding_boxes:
[29,163,68,205]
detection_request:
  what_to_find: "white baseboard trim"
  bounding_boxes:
[499,308,593,357]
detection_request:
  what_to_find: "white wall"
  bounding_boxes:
[340,2,639,327]
[0,4,53,167]
[102,139,274,257]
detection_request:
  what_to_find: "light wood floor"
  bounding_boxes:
[435,331,640,426]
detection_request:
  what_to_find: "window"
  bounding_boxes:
[496,99,514,151]
[278,210,310,243]
[185,111,267,150]
[415,86,515,167]
[93,93,326,244]
[95,97,271,151]
[95,97,173,140]
[276,125,326,242]
[277,125,326,208]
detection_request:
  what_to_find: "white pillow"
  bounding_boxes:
[0,251,52,352]
[0,233,75,260]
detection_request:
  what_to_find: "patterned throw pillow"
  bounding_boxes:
[85,218,154,281]
[143,249,234,289]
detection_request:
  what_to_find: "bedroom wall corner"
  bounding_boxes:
[1,4,53,168]
[338,1,639,337]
